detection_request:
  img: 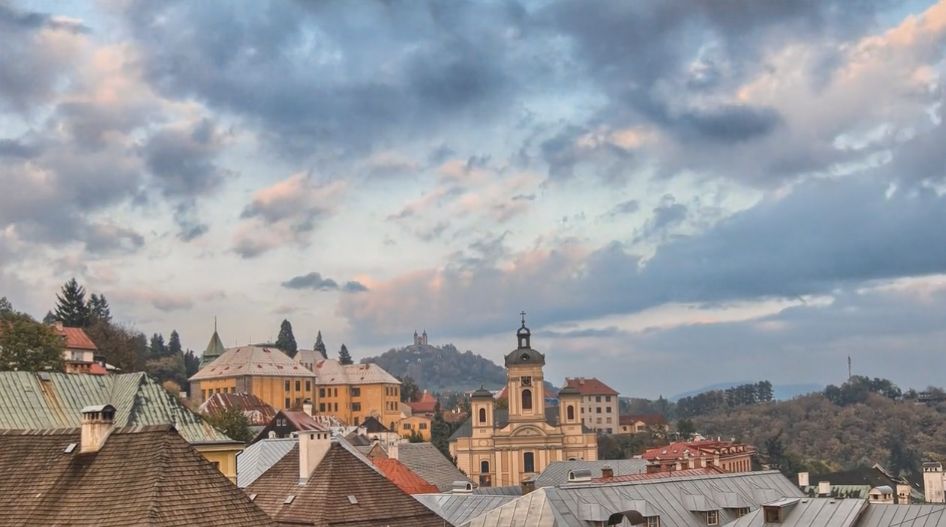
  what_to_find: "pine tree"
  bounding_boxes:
[313,330,327,359]
[168,330,183,356]
[0,297,12,315]
[149,333,167,356]
[88,294,112,323]
[42,311,57,324]
[53,278,90,327]
[275,319,298,357]
[338,344,353,365]
[430,401,452,459]
[183,350,200,378]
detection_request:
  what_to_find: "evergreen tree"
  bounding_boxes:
[184,350,200,378]
[676,418,696,439]
[313,330,327,359]
[0,297,12,315]
[430,401,452,459]
[149,333,167,356]
[0,311,65,372]
[168,330,183,356]
[88,294,112,323]
[338,344,353,365]
[204,407,253,443]
[53,278,90,327]
[275,319,298,357]
[42,311,57,324]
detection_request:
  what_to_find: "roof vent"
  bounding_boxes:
[347,495,358,504]
[64,443,77,453]
[451,481,473,494]
[568,469,593,482]
[283,495,295,504]
[248,493,257,502]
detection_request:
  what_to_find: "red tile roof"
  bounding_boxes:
[408,390,438,414]
[373,457,440,494]
[87,362,109,375]
[564,377,619,396]
[53,325,98,351]
[593,467,724,483]
[200,393,278,426]
[643,440,753,461]
[283,411,330,432]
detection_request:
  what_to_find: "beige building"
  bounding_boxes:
[296,351,402,428]
[450,316,598,487]
[564,376,620,434]
[924,462,946,503]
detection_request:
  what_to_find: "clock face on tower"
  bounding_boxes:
[521,376,532,387]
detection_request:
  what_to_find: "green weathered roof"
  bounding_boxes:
[0,371,237,445]
[200,330,227,368]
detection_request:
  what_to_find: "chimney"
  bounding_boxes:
[387,442,399,460]
[798,472,810,487]
[451,481,473,494]
[817,481,832,497]
[521,476,536,494]
[80,404,115,454]
[897,484,912,504]
[601,465,614,480]
[298,430,332,484]
[53,321,64,331]
[302,398,313,417]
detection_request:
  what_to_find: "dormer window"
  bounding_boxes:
[764,507,782,523]
[646,517,661,527]
[705,510,719,525]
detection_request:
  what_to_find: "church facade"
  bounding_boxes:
[449,316,598,487]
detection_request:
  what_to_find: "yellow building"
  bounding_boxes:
[399,414,432,440]
[189,345,316,411]
[450,316,598,487]
[296,351,403,428]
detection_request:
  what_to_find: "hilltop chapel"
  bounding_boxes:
[449,314,598,487]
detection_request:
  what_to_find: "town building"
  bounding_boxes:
[252,407,331,441]
[295,351,402,428]
[924,461,946,503]
[199,321,227,368]
[799,464,922,502]
[618,413,670,434]
[373,457,440,494]
[399,414,432,440]
[564,376,620,434]
[409,389,439,415]
[199,392,277,437]
[643,439,755,473]
[534,459,648,488]
[0,406,272,526]
[50,322,109,375]
[0,371,243,481]
[413,329,429,346]
[450,316,598,487]
[189,345,316,411]
[245,431,448,526]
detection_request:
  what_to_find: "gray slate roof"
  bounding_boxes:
[463,470,803,527]
[0,371,235,445]
[535,460,649,488]
[725,497,866,527]
[396,442,472,492]
[416,494,520,526]
[856,504,946,527]
[236,438,297,488]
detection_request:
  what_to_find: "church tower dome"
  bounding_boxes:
[505,311,544,367]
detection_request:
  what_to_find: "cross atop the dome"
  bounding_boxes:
[520,310,527,327]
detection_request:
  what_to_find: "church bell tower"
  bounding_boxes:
[504,312,546,422]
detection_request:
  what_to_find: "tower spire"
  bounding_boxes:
[520,310,527,327]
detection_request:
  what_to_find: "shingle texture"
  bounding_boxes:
[54,325,98,350]
[564,377,619,396]
[396,442,472,492]
[0,371,236,444]
[191,346,314,381]
[0,426,273,527]
[247,441,451,526]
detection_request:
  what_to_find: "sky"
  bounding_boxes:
[1,0,945,398]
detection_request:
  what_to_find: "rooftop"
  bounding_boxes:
[189,346,314,381]
[564,377,619,396]
[295,354,400,385]
[199,392,277,426]
[393,442,471,492]
[52,324,98,351]
[535,459,649,488]
[0,425,272,527]
[0,371,236,445]
[373,457,440,494]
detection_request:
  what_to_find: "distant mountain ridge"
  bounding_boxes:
[361,343,507,393]
[672,381,823,401]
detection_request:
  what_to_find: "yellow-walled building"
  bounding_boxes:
[296,352,402,428]
[399,415,432,440]
[449,317,598,487]
[189,346,316,411]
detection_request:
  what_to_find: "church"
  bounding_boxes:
[449,315,598,487]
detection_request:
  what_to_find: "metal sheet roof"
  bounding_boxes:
[190,346,314,381]
[0,371,235,444]
[236,438,297,488]
[856,504,946,527]
[536,460,649,488]
[416,494,521,526]
[725,497,866,527]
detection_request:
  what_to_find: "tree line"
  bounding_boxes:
[271,320,352,364]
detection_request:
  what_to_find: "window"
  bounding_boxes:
[351,387,361,397]
[734,508,750,518]
[606,406,612,413]
[319,388,326,397]
[567,405,575,421]
[596,417,602,424]
[523,452,535,473]
[605,396,611,402]
[606,417,612,424]
[305,381,311,391]
[295,380,301,391]
[334,388,338,397]
[479,408,487,423]
[319,403,326,412]
[419,422,427,430]
[705,510,718,526]
[202,389,207,400]
[646,517,660,527]
[211,461,220,471]
[285,398,290,408]
[334,403,338,411]
[285,380,290,391]
[764,508,781,523]
[606,428,612,434]
[595,395,601,402]
[481,460,490,474]
[353,416,359,425]
[352,402,362,411]
[403,423,412,430]
[596,407,601,413]
[521,389,533,411]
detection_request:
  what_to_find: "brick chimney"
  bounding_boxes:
[298,430,332,484]
[521,476,536,494]
[80,404,115,454]
[601,465,614,480]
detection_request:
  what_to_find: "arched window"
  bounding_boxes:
[567,405,575,421]
[521,389,533,411]
[481,460,490,474]
[478,407,487,423]
[523,452,535,473]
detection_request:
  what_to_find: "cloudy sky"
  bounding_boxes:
[2,0,945,397]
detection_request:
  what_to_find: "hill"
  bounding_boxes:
[692,390,946,479]
[361,343,507,393]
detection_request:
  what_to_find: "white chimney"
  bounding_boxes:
[80,404,115,454]
[798,472,810,487]
[387,442,399,460]
[303,399,313,417]
[298,430,332,484]
[818,481,832,496]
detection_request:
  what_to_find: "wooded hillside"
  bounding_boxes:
[362,343,507,393]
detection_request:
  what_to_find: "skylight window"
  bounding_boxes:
[347,495,358,504]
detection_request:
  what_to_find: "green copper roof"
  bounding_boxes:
[200,330,227,367]
[0,371,237,444]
